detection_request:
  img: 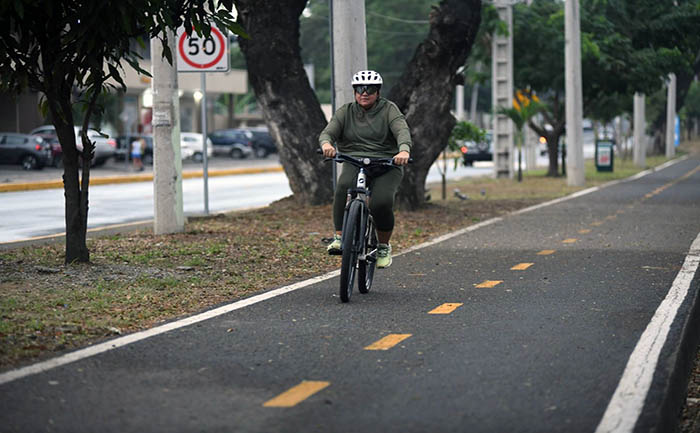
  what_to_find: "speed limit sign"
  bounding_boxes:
[176,25,229,72]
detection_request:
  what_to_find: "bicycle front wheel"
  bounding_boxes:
[339,200,362,302]
[358,214,377,294]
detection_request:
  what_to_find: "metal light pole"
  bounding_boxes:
[200,73,210,214]
[565,0,584,186]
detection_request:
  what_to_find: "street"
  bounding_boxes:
[1,155,698,432]
[0,155,494,244]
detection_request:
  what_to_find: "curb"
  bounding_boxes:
[0,165,284,193]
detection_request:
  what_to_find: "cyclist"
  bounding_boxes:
[319,70,412,268]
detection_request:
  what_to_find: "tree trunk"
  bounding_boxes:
[234,0,333,205]
[42,44,90,263]
[388,0,482,210]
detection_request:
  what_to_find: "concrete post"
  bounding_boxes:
[634,92,646,168]
[151,32,184,234]
[456,85,465,121]
[666,73,676,158]
[492,2,514,178]
[331,0,367,108]
[525,124,538,170]
[565,0,584,186]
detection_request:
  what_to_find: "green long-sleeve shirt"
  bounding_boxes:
[318,98,412,158]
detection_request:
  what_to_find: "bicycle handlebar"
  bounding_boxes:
[316,149,412,167]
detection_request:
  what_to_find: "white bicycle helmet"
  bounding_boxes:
[351,70,383,87]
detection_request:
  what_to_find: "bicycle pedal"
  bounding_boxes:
[328,249,342,256]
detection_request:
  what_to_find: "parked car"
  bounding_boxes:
[0,133,52,170]
[32,133,63,167]
[180,132,214,162]
[246,127,278,158]
[115,135,154,165]
[460,131,493,166]
[29,125,117,166]
[208,129,254,159]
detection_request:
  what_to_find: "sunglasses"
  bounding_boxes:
[353,85,380,95]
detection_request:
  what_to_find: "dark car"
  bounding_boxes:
[208,129,253,159]
[246,128,277,158]
[32,133,63,167]
[116,135,154,165]
[0,133,52,170]
[461,131,493,166]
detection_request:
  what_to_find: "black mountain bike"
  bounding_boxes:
[322,152,408,302]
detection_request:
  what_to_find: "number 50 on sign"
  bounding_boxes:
[176,25,229,72]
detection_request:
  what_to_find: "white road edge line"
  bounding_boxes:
[0,157,689,386]
[595,231,700,433]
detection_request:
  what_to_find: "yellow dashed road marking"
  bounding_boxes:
[537,250,556,255]
[591,221,604,226]
[476,280,503,288]
[578,229,592,234]
[511,263,534,270]
[428,303,463,314]
[562,238,578,244]
[364,334,412,350]
[263,381,330,407]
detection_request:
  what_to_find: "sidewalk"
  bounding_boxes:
[0,156,284,193]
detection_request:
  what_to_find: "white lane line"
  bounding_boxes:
[595,230,700,433]
[0,156,690,386]
[0,270,339,386]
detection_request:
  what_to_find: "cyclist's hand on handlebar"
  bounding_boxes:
[393,150,410,166]
[321,142,337,158]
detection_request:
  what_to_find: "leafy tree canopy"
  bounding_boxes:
[0,0,243,263]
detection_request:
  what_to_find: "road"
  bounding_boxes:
[1,155,698,432]
[0,157,493,243]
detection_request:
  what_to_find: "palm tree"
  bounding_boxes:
[498,89,545,181]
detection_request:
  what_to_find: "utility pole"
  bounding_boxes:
[330,0,367,109]
[523,0,537,172]
[492,1,514,179]
[329,0,367,186]
[151,31,184,234]
[633,92,646,168]
[666,73,676,158]
[565,0,584,186]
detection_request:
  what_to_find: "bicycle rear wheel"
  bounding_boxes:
[339,201,362,302]
[358,214,377,294]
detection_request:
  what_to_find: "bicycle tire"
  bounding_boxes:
[339,200,362,302]
[358,214,377,294]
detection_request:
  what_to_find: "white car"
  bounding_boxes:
[29,125,116,166]
[180,132,214,162]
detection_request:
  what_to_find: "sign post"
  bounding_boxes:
[177,25,229,215]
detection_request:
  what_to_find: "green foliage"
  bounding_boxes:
[511,0,700,123]
[447,121,486,152]
[681,81,700,119]
[0,1,245,106]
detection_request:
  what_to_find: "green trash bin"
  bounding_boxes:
[595,139,614,172]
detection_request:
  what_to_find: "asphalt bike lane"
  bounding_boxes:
[1,157,699,433]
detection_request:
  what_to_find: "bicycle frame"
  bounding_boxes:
[341,166,374,262]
